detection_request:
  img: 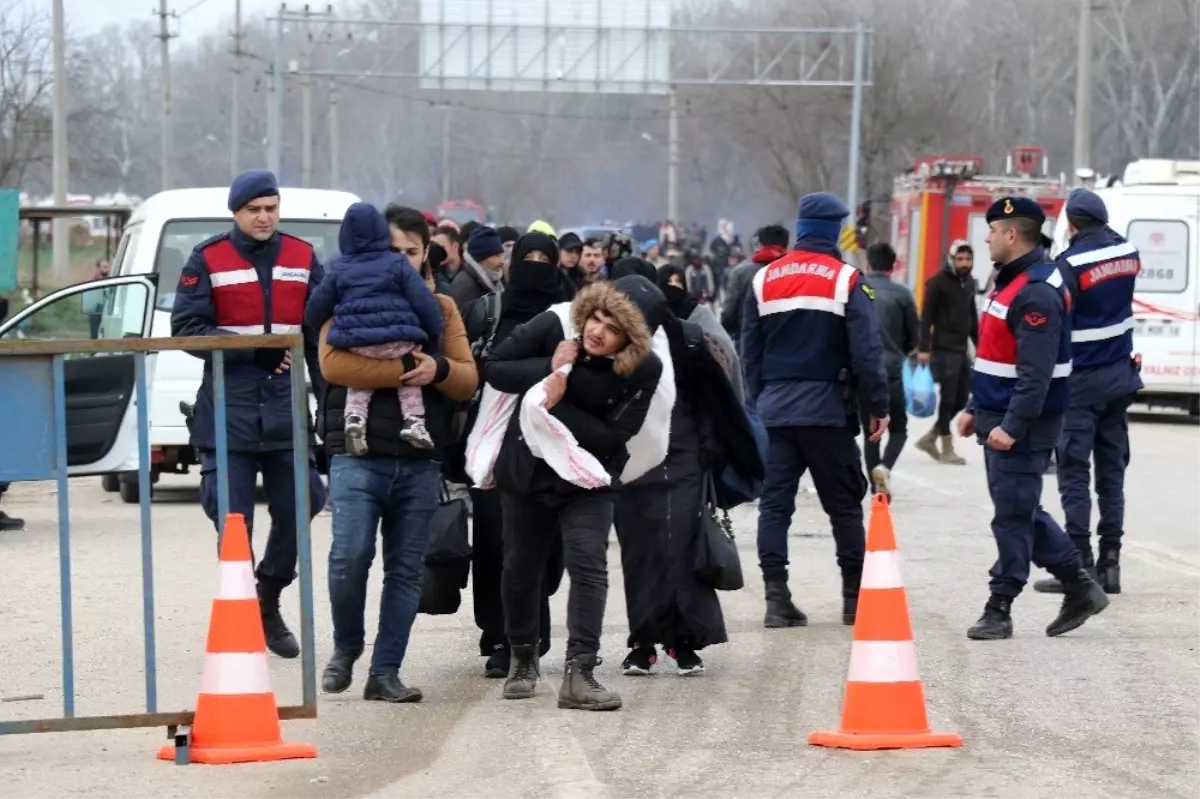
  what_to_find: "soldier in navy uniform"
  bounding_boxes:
[743,192,890,629]
[172,169,328,658]
[958,196,1110,640]
[1034,190,1142,596]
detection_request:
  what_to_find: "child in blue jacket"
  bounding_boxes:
[306,202,444,451]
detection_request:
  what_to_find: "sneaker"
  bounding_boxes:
[871,465,892,498]
[400,419,435,450]
[621,644,657,676]
[484,645,510,679]
[668,647,705,676]
[345,414,369,456]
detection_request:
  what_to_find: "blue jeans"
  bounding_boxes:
[327,454,440,677]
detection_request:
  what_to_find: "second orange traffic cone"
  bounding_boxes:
[158,513,317,765]
[808,495,962,751]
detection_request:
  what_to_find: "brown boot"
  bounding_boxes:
[558,655,622,711]
[939,435,966,465]
[915,427,941,462]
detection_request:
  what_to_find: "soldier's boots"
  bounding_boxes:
[1094,541,1122,595]
[1034,540,1096,595]
[558,654,622,711]
[1046,567,1110,637]
[916,427,941,462]
[763,578,808,628]
[938,435,966,465]
[842,571,861,627]
[502,644,540,700]
[258,582,301,659]
[967,595,1014,640]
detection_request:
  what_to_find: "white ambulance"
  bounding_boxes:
[1052,159,1200,415]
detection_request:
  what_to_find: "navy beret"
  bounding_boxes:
[228,169,279,212]
[797,191,850,221]
[1065,188,1108,224]
[985,196,1045,226]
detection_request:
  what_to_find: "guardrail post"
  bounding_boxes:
[52,354,75,718]
[135,353,159,713]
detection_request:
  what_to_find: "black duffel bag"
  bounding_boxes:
[418,483,472,615]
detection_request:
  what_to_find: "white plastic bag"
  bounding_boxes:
[463,384,518,489]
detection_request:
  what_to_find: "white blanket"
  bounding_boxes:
[465,302,674,490]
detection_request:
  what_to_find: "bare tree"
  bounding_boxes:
[0,6,52,187]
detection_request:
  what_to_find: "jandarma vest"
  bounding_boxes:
[1062,239,1140,368]
[201,234,313,334]
[972,263,1073,414]
[751,250,860,382]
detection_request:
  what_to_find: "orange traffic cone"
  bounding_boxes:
[158,513,317,765]
[808,495,962,751]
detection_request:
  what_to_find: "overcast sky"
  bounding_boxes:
[65,0,280,42]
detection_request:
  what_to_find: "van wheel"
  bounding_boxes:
[101,473,120,493]
[118,474,152,504]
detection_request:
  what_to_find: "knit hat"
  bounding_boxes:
[1066,188,1108,224]
[497,226,521,245]
[228,169,279,212]
[527,220,557,237]
[467,227,505,262]
[795,191,849,245]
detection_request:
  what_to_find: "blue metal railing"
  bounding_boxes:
[0,333,317,735]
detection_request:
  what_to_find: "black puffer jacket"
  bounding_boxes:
[483,278,664,500]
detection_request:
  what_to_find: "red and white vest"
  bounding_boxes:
[201,234,313,335]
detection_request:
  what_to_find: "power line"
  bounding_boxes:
[178,0,214,18]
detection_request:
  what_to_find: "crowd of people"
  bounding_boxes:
[154,166,1140,709]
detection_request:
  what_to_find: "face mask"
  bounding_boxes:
[663,284,688,306]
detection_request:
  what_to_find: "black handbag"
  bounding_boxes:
[694,471,744,591]
[418,482,473,615]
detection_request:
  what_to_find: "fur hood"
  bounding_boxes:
[570,280,654,377]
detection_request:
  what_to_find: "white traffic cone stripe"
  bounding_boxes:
[861,549,904,590]
[846,640,921,683]
[215,561,258,601]
[199,652,274,695]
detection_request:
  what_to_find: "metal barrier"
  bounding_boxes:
[0,334,317,737]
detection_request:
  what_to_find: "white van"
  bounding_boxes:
[0,187,360,501]
[1052,159,1200,415]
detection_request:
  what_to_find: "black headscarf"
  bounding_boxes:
[609,257,657,283]
[500,232,572,334]
[656,263,697,319]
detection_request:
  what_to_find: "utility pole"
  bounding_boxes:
[157,0,176,191]
[441,106,452,203]
[269,5,286,177]
[1073,0,1093,177]
[51,0,69,281]
[667,88,679,224]
[231,0,242,179]
[329,79,340,189]
[300,5,315,188]
[846,24,866,224]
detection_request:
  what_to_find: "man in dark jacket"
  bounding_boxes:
[917,242,980,465]
[171,168,328,659]
[721,224,790,347]
[448,227,507,346]
[484,277,664,712]
[858,243,920,497]
[743,192,890,630]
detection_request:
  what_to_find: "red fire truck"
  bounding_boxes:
[890,146,1069,307]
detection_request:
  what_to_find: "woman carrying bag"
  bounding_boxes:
[610,258,764,677]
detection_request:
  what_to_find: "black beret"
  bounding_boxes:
[986,196,1045,226]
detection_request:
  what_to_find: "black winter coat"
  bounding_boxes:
[483,310,662,501]
[920,265,979,355]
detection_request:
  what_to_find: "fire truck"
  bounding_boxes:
[890,146,1069,307]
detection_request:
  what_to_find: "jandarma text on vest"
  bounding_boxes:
[1080,259,1141,290]
[766,262,837,282]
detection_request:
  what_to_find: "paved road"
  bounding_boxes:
[1,415,1197,798]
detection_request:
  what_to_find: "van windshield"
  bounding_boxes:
[154,219,343,311]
